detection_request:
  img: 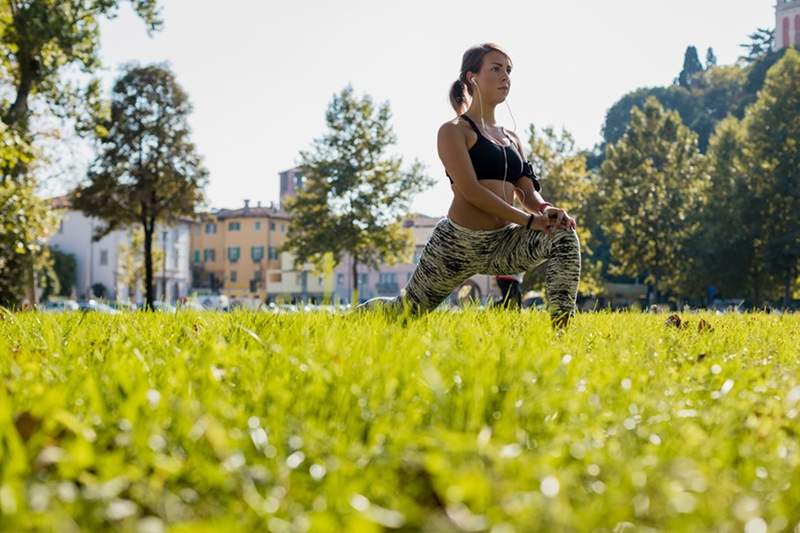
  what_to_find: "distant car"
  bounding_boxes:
[709,298,745,312]
[177,299,206,311]
[78,300,120,314]
[40,299,79,312]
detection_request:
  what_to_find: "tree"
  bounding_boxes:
[706,47,718,69]
[284,85,433,299]
[0,0,161,306]
[598,97,708,302]
[741,49,800,306]
[0,174,56,307]
[72,64,207,310]
[45,247,77,298]
[678,46,704,88]
[521,125,603,296]
[117,226,164,301]
[738,28,775,65]
[1,0,161,133]
[687,116,763,301]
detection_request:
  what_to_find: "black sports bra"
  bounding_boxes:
[446,114,541,191]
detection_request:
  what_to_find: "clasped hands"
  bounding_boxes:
[530,205,576,235]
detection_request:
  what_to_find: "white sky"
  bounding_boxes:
[94,0,775,217]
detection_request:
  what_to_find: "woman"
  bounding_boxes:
[360,43,581,328]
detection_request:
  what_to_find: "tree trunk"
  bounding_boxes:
[3,55,36,129]
[351,257,359,304]
[143,222,155,310]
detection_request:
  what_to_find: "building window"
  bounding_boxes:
[795,15,800,46]
[194,250,201,263]
[269,221,276,231]
[783,17,791,48]
[269,272,282,282]
[280,224,285,233]
[204,248,216,262]
[99,249,108,266]
[228,221,241,231]
[378,272,397,284]
[255,221,261,230]
[251,246,264,261]
[230,271,237,283]
[205,223,217,234]
[227,247,240,262]
[337,273,344,286]
[358,273,368,287]
[268,246,279,260]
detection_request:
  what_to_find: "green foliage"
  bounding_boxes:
[42,246,77,299]
[598,98,708,300]
[522,125,603,295]
[688,116,762,300]
[738,28,775,65]
[71,64,207,310]
[705,47,717,69]
[0,0,161,131]
[0,177,56,307]
[600,44,788,159]
[284,86,433,293]
[0,309,799,530]
[740,49,800,305]
[678,46,704,89]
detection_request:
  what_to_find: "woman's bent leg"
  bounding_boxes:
[485,226,581,327]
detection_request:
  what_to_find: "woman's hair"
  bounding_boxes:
[449,43,512,115]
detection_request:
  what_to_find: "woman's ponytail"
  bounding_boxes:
[449,78,469,115]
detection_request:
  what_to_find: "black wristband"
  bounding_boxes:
[525,213,534,229]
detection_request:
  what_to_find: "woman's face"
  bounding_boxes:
[471,50,512,103]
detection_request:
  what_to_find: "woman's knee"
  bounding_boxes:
[551,228,580,250]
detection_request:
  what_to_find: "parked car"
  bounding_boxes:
[78,300,120,314]
[40,299,80,312]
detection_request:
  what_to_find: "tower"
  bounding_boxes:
[776,0,800,50]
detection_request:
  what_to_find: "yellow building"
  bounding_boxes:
[190,200,326,303]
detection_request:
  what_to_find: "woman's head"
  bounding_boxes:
[449,43,513,115]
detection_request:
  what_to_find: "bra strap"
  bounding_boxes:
[460,115,483,137]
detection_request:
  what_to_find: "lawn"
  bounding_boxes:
[1,309,799,532]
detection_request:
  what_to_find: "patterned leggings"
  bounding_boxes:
[361,217,581,320]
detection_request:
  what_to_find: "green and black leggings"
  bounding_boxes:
[360,217,581,321]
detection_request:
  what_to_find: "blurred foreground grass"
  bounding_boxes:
[1,309,799,532]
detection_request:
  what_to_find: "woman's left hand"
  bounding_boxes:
[542,206,576,232]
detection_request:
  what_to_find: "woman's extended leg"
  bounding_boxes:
[484,225,581,328]
[357,218,499,314]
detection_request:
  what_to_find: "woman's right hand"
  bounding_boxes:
[529,212,566,236]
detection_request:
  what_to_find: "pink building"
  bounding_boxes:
[776,0,800,50]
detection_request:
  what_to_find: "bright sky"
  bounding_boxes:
[95,0,775,217]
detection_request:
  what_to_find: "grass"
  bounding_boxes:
[1,308,799,532]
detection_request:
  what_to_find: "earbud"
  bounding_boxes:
[470,77,477,85]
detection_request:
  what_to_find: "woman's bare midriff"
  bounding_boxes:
[447,179,518,230]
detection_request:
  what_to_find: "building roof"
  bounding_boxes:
[214,205,292,220]
[48,194,73,209]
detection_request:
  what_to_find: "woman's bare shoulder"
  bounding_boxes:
[438,117,469,140]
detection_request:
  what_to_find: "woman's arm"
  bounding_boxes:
[438,122,534,227]
[509,131,575,231]
[505,131,550,213]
